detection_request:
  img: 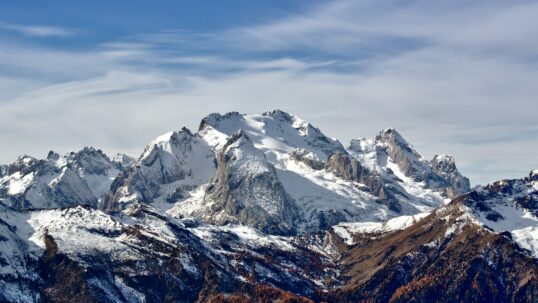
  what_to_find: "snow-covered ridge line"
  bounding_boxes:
[0,147,124,210]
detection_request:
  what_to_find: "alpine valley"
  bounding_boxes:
[1,110,536,303]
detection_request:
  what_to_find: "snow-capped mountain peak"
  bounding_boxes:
[0,111,470,235]
[101,127,216,210]
[0,148,122,210]
[198,110,347,162]
[102,111,471,235]
[376,128,419,154]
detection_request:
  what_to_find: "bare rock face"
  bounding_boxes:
[376,128,430,180]
[325,152,364,181]
[431,153,471,197]
[531,169,538,181]
[202,131,300,235]
[289,148,325,170]
[376,128,470,198]
[325,152,406,212]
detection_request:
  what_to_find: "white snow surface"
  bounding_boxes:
[199,111,345,162]
[5,172,34,195]
[141,130,215,187]
[27,207,124,253]
[276,158,389,232]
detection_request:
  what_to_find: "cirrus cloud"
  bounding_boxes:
[0,0,537,186]
[0,23,76,38]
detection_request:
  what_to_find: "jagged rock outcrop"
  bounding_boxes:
[0,165,6,176]
[376,128,431,179]
[199,131,299,235]
[325,152,406,212]
[375,128,470,198]
[531,169,538,181]
[325,129,469,214]
[431,153,471,197]
[289,148,325,170]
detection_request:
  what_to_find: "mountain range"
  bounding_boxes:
[0,110,536,303]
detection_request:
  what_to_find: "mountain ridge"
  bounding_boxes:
[3,110,534,303]
[101,110,470,235]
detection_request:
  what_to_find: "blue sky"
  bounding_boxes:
[0,0,537,185]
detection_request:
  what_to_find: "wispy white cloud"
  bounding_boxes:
[0,23,76,38]
[0,0,537,186]
[225,0,538,56]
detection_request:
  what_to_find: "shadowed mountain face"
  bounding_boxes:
[200,131,299,235]
[4,110,535,303]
